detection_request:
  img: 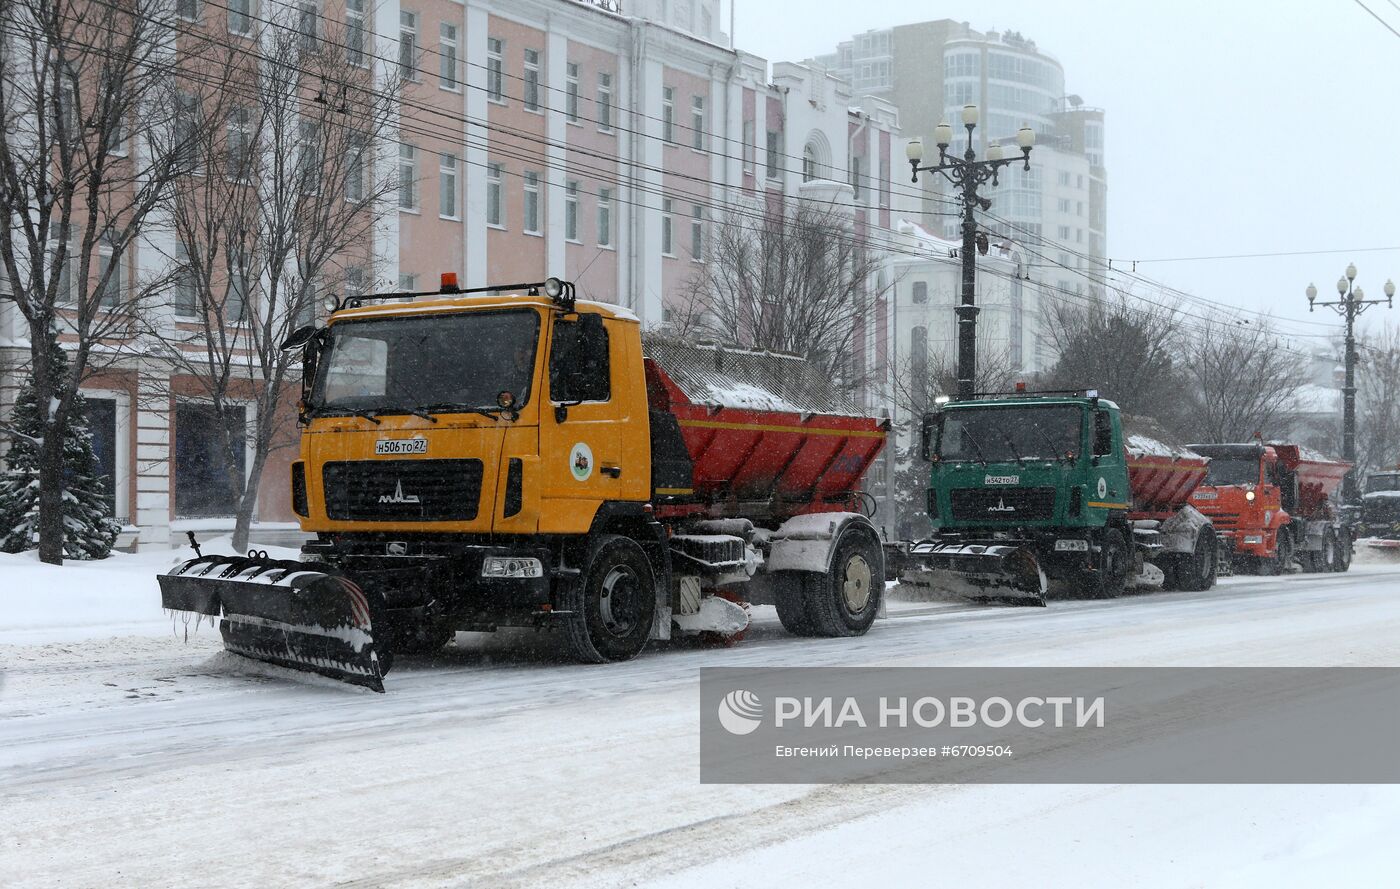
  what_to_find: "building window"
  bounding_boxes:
[598,187,612,246]
[174,91,201,172]
[849,155,863,199]
[661,198,673,256]
[345,131,365,201]
[174,243,197,317]
[297,0,319,51]
[97,238,123,308]
[345,266,365,297]
[398,11,418,82]
[597,72,613,131]
[766,130,780,178]
[487,37,504,102]
[524,49,541,111]
[296,121,321,194]
[440,23,458,90]
[177,0,199,21]
[523,171,541,234]
[802,144,817,182]
[175,404,246,518]
[346,0,365,66]
[912,281,928,304]
[662,87,675,143]
[227,260,248,321]
[565,62,579,122]
[742,119,754,172]
[486,162,503,226]
[439,153,458,219]
[1057,170,1071,186]
[1057,224,1071,240]
[1077,201,1084,216]
[1057,197,1071,213]
[399,273,417,291]
[564,181,579,241]
[228,0,251,36]
[226,107,252,178]
[690,204,704,260]
[398,142,417,210]
[690,95,705,150]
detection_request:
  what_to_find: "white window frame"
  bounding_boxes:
[523,49,541,112]
[565,62,579,123]
[97,238,124,308]
[523,170,541,235]
[486,162,504,228]
[742,119,754,172]
[690,204,704,262]
[398,142,418,211]
[297,0,319,52]
[439,153,458,219]
[399,11,419,82]
[564,180,579,242]
[661,198,673,256]
[690,95,705,151]
[662,87,674,143]
[228,0,252,36]
[346,0,366,67]
[597,72,613,132]
[487,37,505,103]
[177,0,200,22]
[439,23,459,91]
[597,187,613,246]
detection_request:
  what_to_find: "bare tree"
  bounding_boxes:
[1358,324,1400,474]
[1041,292,1186,426]
[0,0,215,563]
[143,15,400,552]
[677,200,885,390]
[1177,320,1306,443]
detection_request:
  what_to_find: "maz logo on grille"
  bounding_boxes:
[379,480,421,505]
[987,498,1016,512]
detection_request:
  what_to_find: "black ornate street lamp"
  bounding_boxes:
[907,104,1035,401]
[1307,264,1395,502]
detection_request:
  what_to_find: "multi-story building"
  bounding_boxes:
[0,0,903,548]
[811,20,1107,332]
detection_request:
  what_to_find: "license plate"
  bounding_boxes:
[1193,491,1217,500]
[375,438,427,455]
[1055,539,1089,552]
[985,475,1020,485]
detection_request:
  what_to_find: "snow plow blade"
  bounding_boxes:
[159,555,386,693]
[897,541,1048,606]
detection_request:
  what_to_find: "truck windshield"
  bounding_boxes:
[311,310,540,415]
[1366,474,1400,493]
[935,404,1082,463]
[1203,457,1260,486]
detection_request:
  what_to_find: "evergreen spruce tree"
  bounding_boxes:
[0,334,121,559]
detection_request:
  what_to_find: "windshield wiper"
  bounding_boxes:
[421,402,515,422]
[1029,423,1067,462]
[328,407,381,425]
[961,429,991,467]
[370,405,439,423]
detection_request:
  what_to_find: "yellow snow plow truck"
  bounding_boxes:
[159,276,888,691]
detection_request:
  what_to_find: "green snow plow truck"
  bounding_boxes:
[895,389,1217,605]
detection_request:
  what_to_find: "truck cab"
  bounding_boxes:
[916,391,1136,596]
[1187,443,1289,571]
[1361,469,1400,540]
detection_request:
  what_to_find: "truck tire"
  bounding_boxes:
[1080,529,1129,599]
[1261,530,1294,576]
[1332,528,1352,572]
[773,573,818,637]
[798,529,884,637]
[1176,527,1217,592]
[563,534,657,663]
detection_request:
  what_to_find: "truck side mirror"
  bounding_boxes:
[920,414,937,461]
[281,325,318,352]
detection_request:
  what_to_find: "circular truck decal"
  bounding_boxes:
[1097,476,1108,499]
[570,442,594,481]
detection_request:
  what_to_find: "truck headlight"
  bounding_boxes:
[482,556,544,579]
[1245,490,1256,502]
[1243,535,1263,545]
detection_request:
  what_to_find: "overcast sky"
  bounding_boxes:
[734,0,1400,351]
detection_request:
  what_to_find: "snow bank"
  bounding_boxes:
[0,536,300,644]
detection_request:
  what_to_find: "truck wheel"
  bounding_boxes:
[1177,527,1217,592]
[563,535,657,663]
[799,530,884,637]
[1081,529,1129,599]
[773,573,818,637]
[1263,530,1294,576]
[1332,529,1352,572]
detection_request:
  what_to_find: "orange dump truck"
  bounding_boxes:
[1187,442,1353,574]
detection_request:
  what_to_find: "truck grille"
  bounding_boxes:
[322,459,483,522]
[950,486,1056,521]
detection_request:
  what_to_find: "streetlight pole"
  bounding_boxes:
[907,105,1035,400]
[1307,264,1396,503]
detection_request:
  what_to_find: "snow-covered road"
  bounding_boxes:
[4,558,1400,888]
